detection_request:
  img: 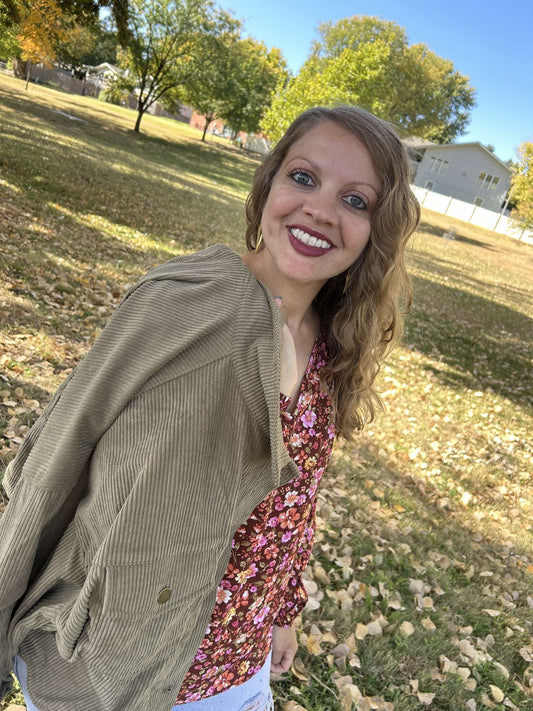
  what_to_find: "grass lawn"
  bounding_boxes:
[1,73,532,711]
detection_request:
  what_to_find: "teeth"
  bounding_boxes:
[290,228,331,249]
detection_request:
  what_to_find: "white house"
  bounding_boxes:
[407,140,512,212]
[84,63,124,85]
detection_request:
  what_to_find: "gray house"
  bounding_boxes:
[407,140,512,212]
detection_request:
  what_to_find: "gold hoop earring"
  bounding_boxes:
[255,228,263,252]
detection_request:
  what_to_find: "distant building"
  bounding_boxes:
[406,139,512,212]
[84,63,124,85]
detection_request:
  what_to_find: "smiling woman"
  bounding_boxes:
[0,105,419,711]
[245,106,420,437]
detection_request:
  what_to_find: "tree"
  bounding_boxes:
[116,0,216,133]
[168,8,241,141]
[217,40,288,137]
[15,0,67,88]
[262,15,475,144]
[510,142,533,230]
[3,0,131,45]
[181,26,288,141]
[0,5,21,60]
[55,16,118,69]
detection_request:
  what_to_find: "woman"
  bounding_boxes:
[0,106,419,711]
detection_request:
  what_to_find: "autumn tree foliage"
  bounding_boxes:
[15,0,67,87]
[3,0,130,45]
[510,141,533,231]
[262,16,476,143]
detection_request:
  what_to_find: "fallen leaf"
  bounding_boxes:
[341,683,363,710]
[290,657,309,683]
[421,617,436,631]
[366,620,383,637]
[493,661,510,679]
[283,702,307,711]
[355,623,369,640]
[332,643,351,658]
[399,621,415,637]
[409,579,425,594]
[489,684,505,702]
[417,691,436,706]
[306,635,323,656]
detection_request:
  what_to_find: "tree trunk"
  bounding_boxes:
[25,61,31,91]
[13,58,26,79]
[202,115,214,142]
[134,102,144,132]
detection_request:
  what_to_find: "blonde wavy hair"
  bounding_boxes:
[245,106,420,440]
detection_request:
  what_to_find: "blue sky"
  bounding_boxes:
[220,0,533,163]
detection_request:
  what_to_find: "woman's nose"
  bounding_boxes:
[302,188,337,225]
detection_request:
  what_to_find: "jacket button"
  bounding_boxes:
[157,587,172,604]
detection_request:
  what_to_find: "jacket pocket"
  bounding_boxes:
[85,551,215,681]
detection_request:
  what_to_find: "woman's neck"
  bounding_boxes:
[241,250,321,337]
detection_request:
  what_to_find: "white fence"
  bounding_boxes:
[412,185,533,245]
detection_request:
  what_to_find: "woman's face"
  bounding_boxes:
[260,120,381,292]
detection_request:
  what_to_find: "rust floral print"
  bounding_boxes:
[175,338,334,703]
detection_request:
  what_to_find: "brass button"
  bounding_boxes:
[157,587,172,604]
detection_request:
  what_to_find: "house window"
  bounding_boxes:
[476,173,500,191]
[474,197,483,206]
[482,175,493,190]
[429,156,449,174]
[425,180,435,190]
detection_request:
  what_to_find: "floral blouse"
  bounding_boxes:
[175,337,335,704]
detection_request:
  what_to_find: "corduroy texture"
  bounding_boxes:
[0,245,298,711]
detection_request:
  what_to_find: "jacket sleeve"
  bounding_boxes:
[0,271,234,700]
[273,499,318,628]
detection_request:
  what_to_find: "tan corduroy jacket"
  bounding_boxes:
[0,245,299,711]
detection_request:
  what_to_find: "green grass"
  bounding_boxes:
[1,73,532,711]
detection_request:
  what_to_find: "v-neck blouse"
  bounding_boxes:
[175,337,335,704]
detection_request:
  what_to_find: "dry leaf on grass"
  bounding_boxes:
[290,657,309,683]
[306,634,323,656]
[340,683,363,710]
[283,702,308,711]
[489,685,505,702]
[355,623,369,640]
[399,620,415,637]
[417,691,436,705]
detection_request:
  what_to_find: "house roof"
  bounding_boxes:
[403,137,436,150]
[85,62,123,76]
[408,140,512,173]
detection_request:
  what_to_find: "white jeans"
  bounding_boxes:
[173,652,273,711]
[14,652,273,711]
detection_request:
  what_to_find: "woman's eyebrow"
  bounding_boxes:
[286,156,380,197]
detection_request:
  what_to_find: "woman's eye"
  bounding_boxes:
[290,170,313,186]
[344,194,367,210]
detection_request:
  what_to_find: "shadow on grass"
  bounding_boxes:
[417,220,497,250]
[340,439,532,562]
[405,275,533,408]
[407,250,533,310]
[0,98,251,270]
[0,83,256,196]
